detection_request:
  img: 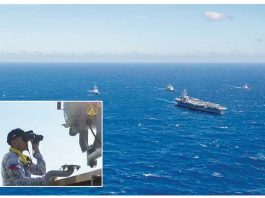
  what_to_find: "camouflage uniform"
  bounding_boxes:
[1,151,46,186]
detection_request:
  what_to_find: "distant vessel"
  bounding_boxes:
[175,90,227,114]
[90,85,99,95]
[242,84,249,90]
[165,84,174,92]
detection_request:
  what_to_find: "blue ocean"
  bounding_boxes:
[0,63,265,195]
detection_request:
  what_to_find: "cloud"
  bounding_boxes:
[204,11,234,21]
[256,38,263,42]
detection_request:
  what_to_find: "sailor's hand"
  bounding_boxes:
[32,141,40,153]
[50,177,57,186]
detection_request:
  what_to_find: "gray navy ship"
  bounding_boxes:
[175,90,227,114]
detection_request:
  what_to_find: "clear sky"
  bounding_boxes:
[0,101,102,186]
[0,5,264,62]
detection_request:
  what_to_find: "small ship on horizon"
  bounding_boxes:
[165,84,175,92]
[89,85,100,95]
[175,90,227,114]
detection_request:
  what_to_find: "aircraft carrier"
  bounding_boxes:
[175,90,227,114]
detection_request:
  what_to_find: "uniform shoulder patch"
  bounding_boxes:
[8,163,20,176]
[8,163,19,170]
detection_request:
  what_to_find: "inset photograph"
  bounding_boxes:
[0,101,102,186]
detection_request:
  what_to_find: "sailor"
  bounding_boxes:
[1,128,46,186]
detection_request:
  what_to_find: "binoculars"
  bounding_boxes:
[24,130,44,143]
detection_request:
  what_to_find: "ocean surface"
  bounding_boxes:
[0,63,265,195]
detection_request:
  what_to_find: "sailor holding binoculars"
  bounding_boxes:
[1,128,46,186]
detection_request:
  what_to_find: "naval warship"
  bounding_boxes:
[175,90,227,114]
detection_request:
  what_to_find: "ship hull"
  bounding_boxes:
[176,102,225,114]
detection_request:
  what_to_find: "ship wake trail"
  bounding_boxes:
[154,97,175,104]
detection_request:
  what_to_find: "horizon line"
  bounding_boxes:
[0,61,265,64]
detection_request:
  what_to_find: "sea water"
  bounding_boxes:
[0,63,265,195]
